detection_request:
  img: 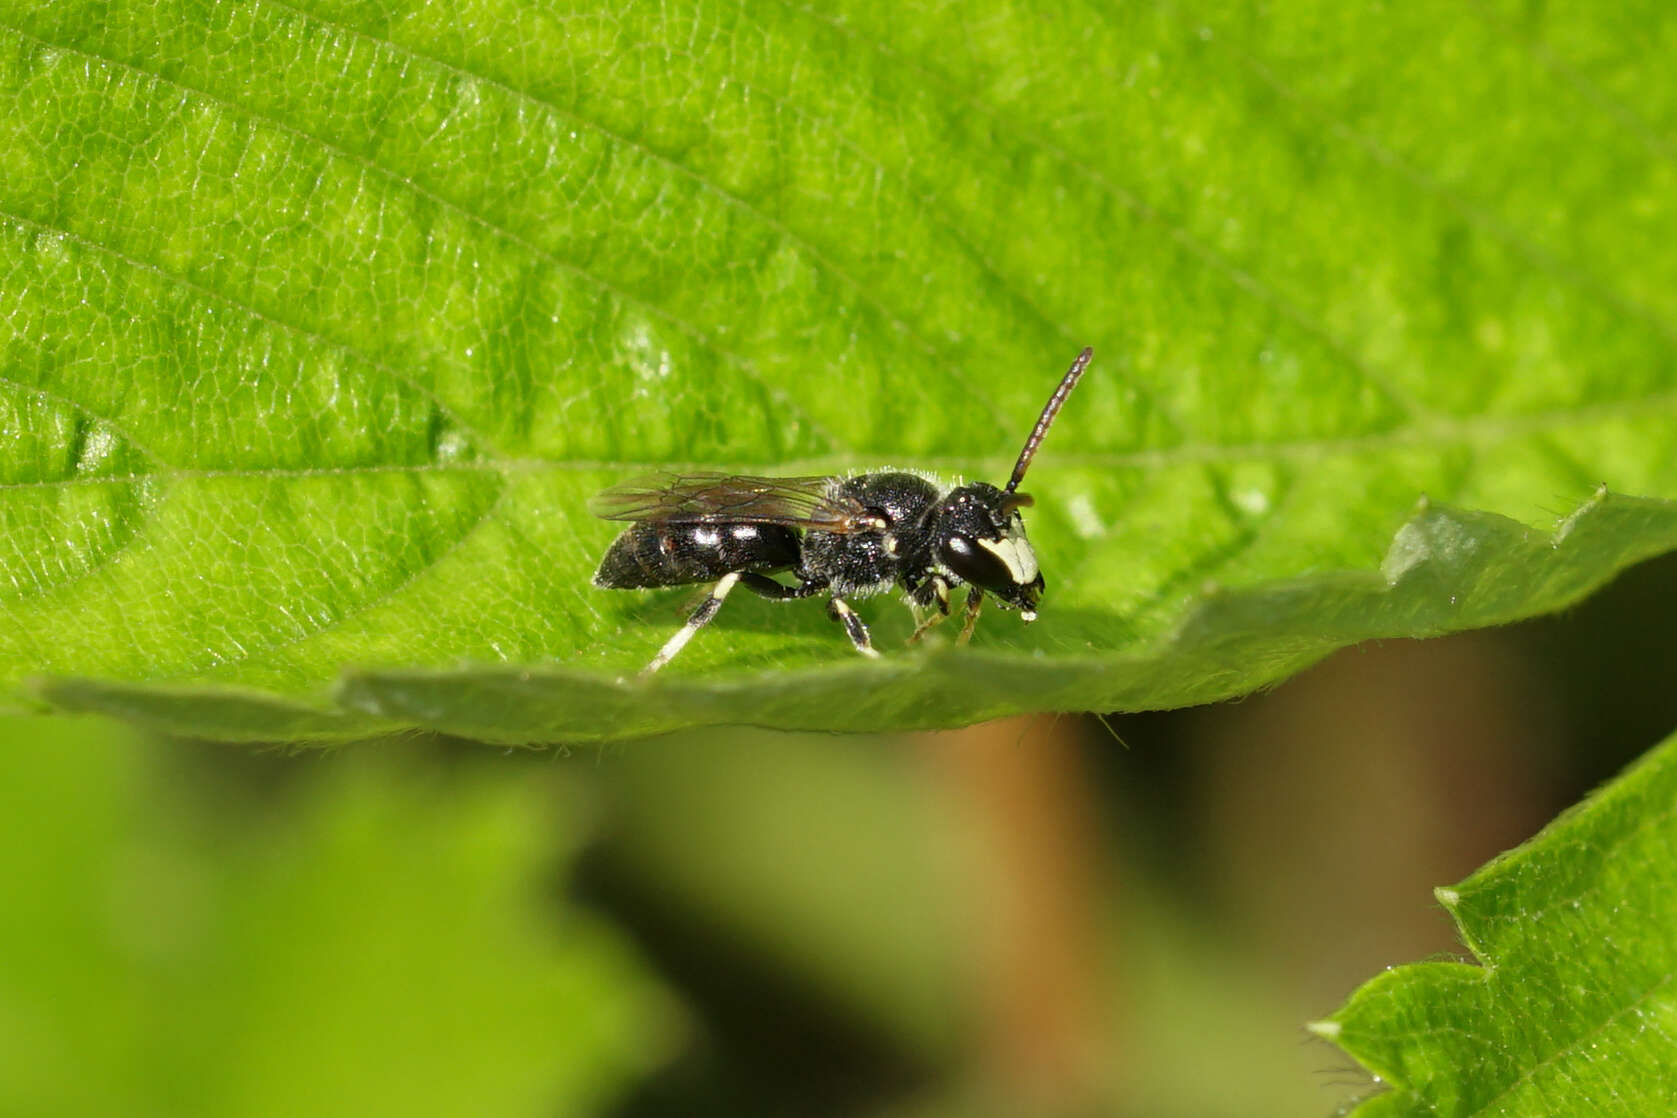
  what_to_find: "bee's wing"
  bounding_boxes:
[588,471,877,532]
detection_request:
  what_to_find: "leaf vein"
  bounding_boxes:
[1463,0,1677,169]
[1464,970,1677,1117]
[0,23,846,456]
[769,0,1437,424]
[1198,18,1677,351]
[258,0,1014,430]
[599,28,1192,435]
[0,200,503,459]
[206,478,513,679]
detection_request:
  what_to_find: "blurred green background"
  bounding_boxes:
[6,552,1673,1118]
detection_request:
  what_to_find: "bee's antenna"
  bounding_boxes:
[1004,346,1093,495]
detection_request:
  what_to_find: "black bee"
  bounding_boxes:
[592,347,1094,674]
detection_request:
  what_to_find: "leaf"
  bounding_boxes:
[3,1,1677,740]
[1310,727,1677,1117]
[0,715,675,1115]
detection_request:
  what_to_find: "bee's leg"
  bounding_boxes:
[827,597,880,659]
[955,586,984,645]
[642,572,741,676]
[907,577,951,644]
[740,573,829,600]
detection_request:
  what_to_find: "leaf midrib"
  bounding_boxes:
[3,383,1673,496]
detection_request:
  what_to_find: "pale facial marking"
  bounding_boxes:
[978,534,1039,584]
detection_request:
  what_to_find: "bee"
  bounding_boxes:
[591,347,1094,674]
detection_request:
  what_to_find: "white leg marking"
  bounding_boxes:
[642,572,740,675]
[829,597,880,659]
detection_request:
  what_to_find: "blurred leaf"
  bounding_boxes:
[600,728,972,1059]
[0,716,674,1117]
[1312,728,1677,1116]
[4,2,1677,740]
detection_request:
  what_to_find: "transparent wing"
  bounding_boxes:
[588,471,877,532]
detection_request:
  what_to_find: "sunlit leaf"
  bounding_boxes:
[3,1,1676,740]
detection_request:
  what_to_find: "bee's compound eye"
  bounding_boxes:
[940,534,1015,592]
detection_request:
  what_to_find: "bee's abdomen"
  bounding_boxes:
[593,522,803,589]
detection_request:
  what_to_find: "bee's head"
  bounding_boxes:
[928,346,1093,624]
[932,483,1044,619]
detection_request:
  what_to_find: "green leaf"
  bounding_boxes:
[0,715,675,1115]
[1311,727,1677,1117]
[3,2,1677,740]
